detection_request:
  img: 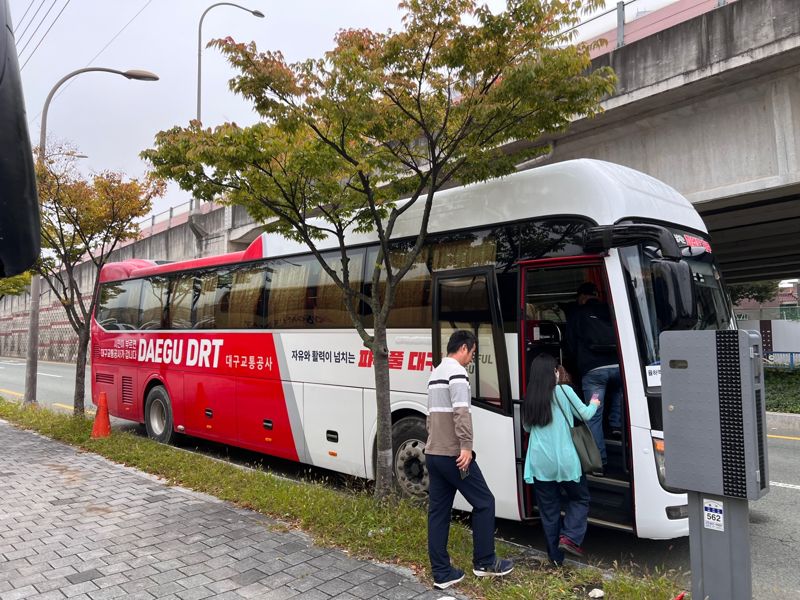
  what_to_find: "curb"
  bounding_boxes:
[766,411,800,434]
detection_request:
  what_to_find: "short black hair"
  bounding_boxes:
[577,281,599,297]
[447,330,476,355]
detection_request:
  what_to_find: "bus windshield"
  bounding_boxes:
[619,230,735,382]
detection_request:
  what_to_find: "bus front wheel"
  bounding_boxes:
[392,416,429,498]
[144,386,175,444]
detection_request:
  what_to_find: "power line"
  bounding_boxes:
[20,0,72,71]
[81,0,153,67]
[15,0,47,44]
[14,0,39,33]
[17,0,60,58]
[27,0,153,124]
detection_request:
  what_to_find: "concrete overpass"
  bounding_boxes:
[528,0,800,283]
[172,0,800,284]
[4,0,800,361]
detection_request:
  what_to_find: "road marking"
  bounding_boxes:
[770,481,800,491]
[768,434,800,441]
[0,388,23,398]
[52,403,95,415]
[37,372,62,378]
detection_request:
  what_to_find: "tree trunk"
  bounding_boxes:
[372,324,394,500]
[73,328,89,416]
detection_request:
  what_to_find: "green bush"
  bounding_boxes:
[765,369,800,413]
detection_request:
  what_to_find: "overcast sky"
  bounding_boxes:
[10,0,676,216]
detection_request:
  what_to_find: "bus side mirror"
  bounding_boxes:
[652,260,697,331]
[0,0,40,277]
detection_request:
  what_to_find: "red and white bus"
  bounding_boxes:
[91,159,734,539]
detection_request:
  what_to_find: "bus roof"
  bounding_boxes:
[101,159,706,282]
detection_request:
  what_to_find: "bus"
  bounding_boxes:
[91,159,734,539]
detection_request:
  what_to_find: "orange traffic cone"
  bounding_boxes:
[91,391,111,439]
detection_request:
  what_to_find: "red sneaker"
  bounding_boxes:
[558,535,585,558]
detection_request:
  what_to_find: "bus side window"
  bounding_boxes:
[314,250,364,328]
[194,269,220,329]
[139,276,168,330]
[365,245,431,329]
[228,264,268,328]
[168,273,195,329]
[97,280,142,330]
[267,257,312,328]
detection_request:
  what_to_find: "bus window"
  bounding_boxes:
[228,264,268,328]
[434,271,504,405]
[313,250,364,328]
[430,230,497,271]
[139,276,168,330]
[267,256,314,328]
[192,268,232,329]
[168,273,195,329]
[366,245,431,329]
[96,280,142,330]
[518,219,590,261]
[619,235,734,382]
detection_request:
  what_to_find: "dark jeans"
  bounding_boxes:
[581,365,623,464]
[532,476,591,564]
[426,453,496,581]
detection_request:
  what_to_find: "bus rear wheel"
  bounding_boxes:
[392,416,429,498]
[144,386,175,444]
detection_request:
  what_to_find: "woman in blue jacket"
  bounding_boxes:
[523,353,600,565]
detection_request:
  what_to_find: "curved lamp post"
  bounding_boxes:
[24,67,159,407]
[197,2,264,123]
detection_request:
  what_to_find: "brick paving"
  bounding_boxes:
[0,421,468,600]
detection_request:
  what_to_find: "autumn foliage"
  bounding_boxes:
[144,0,616,497]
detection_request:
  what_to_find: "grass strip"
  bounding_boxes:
[765,368,800,414]
[0,398,685,599]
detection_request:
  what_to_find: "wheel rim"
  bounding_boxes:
[149,398,166,436]
[394,438,429,497]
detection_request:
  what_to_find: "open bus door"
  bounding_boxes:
[519,257,634,531]
[431,267,511,409]
[431,267,521,520]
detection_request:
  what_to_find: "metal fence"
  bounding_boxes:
[736,307,800,321]
[764,352,800,370]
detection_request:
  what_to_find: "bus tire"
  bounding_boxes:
[392,416,429,498]
[144,386,175,444]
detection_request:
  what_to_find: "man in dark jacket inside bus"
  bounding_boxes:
[566,282,623,473]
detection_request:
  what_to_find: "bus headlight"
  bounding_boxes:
[652,437,682,493]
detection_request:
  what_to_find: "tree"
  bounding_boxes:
[728,280,780,305]
[143,0,616,498]
[0,272,31,299]
[36,148,164,415]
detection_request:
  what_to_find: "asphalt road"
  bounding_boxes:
[1,356,798,598]
[0,357,93,413]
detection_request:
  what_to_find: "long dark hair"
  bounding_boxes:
[522,354,558,428]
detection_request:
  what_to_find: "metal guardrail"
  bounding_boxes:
[736,307,800,321]
[136,198,197,230]
[764,352,800,369]
[563,0,730,49]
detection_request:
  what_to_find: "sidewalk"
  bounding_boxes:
[0,421,466,600]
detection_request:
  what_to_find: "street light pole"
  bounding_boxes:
[23,67,159,407]
[197,2,264,123]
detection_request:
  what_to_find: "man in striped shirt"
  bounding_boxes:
[425,330,513,590]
